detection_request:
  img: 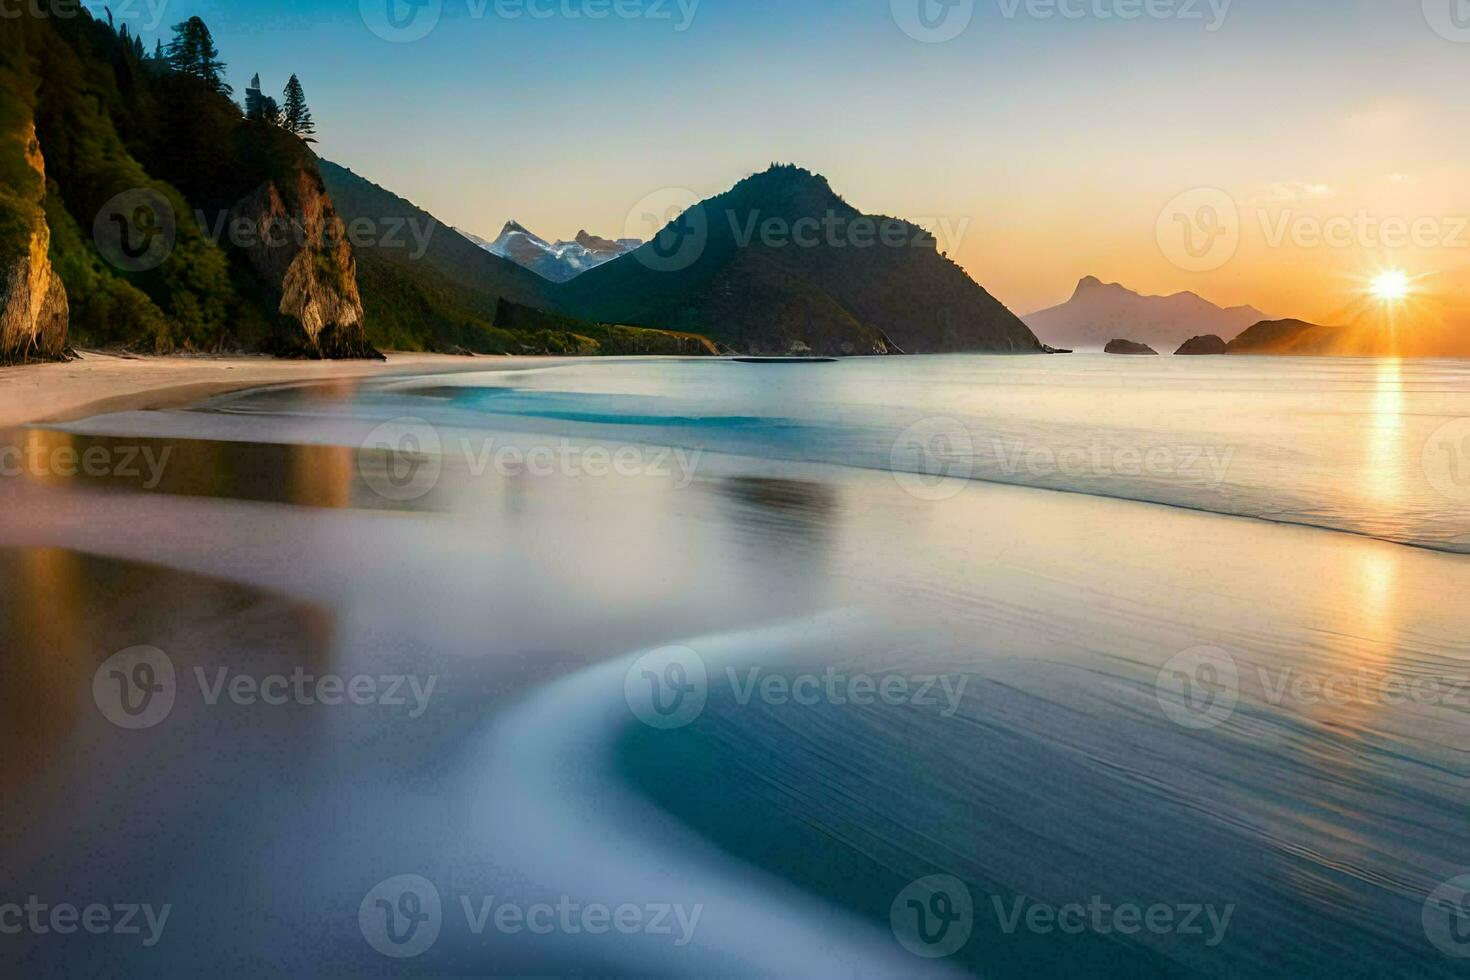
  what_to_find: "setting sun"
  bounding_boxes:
[1370,270,1411,302]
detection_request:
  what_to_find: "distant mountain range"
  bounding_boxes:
[557,165,1044,356]
[470,221,641,283]
[1024,277,1267,352]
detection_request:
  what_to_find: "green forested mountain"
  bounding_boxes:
[0,9,708,364]
[555,165,1044,356]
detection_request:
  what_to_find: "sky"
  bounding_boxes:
[117,0,1470,322]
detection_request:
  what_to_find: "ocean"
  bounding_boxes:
[2,354,1467,977]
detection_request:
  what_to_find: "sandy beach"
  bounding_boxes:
[0,351,535,428]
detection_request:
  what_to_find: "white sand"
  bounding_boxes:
[0,350,540,427]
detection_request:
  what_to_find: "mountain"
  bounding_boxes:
[317,162,717,355]
[1025,277,1266,353]
[555,164,1043,356]
[2,11,375,362]
[1173,317,1470,358]
[480,220,641,283]
[1104,339,1158,355]
[1226,318,1349,355]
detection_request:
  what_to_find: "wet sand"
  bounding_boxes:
[0,350,545,427]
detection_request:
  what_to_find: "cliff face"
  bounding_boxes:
[0,123,68,364]
[228,168,377,359]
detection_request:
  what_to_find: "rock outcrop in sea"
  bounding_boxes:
[1104,339,1158,355]
[1175,334,1227,355]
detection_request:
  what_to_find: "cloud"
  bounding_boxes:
[1249,181,1337,206]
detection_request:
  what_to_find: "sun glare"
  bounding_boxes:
[1370,270,1411,302]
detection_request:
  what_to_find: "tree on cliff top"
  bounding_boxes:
[166,17,230,95]
[281,74,316,142]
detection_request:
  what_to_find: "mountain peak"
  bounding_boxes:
[1071,276,1136,300]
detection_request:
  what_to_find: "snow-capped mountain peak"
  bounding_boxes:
[475,220,641,283]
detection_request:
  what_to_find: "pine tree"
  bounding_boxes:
[154,40,164,62]
[281,74,316,142]
[166,17,231,95]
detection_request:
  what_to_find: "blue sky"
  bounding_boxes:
[114,0,1470,316]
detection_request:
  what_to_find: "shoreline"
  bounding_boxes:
[0,350,561,428]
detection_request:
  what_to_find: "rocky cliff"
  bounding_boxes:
[228,168,377,359]
[0,124,68,364]
[1175,334,1228,355]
